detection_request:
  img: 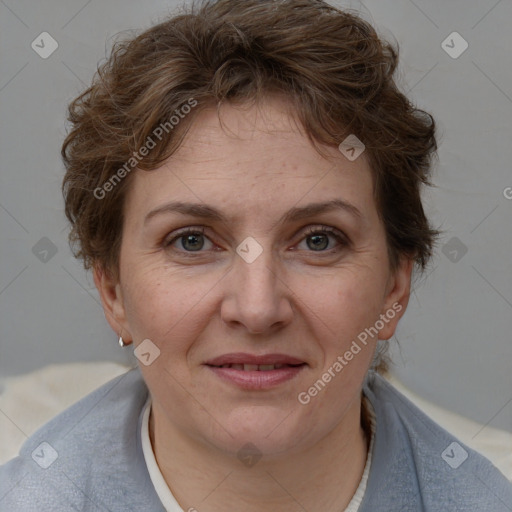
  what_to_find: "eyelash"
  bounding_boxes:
[301,226,347,248]
[163,225,348,256]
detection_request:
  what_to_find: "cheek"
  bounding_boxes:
[298,266,387,339]
[121,264,219,347]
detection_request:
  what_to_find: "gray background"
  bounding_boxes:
[0,0,511,432]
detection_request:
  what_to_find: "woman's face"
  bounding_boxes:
[96,97,412,457]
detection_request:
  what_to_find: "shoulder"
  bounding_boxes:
[0,367,164,511]
[360,371,512,511]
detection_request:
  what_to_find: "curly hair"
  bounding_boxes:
[61,0,439,371]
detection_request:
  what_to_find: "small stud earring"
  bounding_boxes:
[118,336,126,348]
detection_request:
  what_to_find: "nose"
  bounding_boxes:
[220,247,294,334]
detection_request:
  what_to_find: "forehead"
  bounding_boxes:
[169,97,366,174]
[125,97,375,222]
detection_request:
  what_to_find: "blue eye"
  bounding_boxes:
[298,226,347,252]
[165,228,214,253]
[180,232,206,251]
[164,225,347,256]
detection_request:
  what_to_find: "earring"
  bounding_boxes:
[118,336,126,348]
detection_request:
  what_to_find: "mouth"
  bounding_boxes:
[204,352,307,367]
[204,353,307,390]
[209,363,306,371]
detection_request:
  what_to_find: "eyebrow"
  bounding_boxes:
[144,199,362,226]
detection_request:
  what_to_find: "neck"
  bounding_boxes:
[149,396,370,512]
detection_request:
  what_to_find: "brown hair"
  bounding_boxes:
[62,0,439,369]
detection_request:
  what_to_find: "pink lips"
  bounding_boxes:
[205,352,306,366]
[204,352,307,390]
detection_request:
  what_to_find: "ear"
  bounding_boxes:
[378,256,414,340]
[93,264,132,345]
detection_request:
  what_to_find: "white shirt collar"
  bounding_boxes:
[140,397,185,511]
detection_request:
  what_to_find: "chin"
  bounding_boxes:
[209,408,308,455]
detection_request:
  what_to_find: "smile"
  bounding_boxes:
[211,363,304,371]
[205,362,307,390]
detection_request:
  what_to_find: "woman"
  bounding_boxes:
[1,0,511,510]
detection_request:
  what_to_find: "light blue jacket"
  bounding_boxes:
[1,367,511,511]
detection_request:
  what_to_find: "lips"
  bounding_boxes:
[214,363,300,371]
[204,352,307,368]
[204,353,307,389]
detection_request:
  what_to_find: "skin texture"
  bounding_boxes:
[95,96,413,511]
